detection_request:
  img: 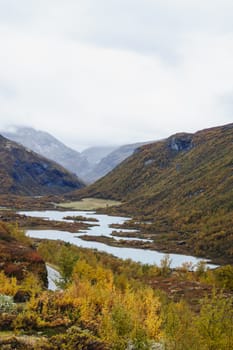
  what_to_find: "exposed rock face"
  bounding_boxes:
[168,134,193,152]
[0,134,85,196]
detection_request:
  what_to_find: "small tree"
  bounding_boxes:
[58,247,79,288]
[159,255,172,277]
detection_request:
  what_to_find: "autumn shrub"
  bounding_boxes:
[50,326,107,350]
[35,240,233,349]
[212,265,233,290]
[163,291,233,350]
[7,223,32,245]
[0,271,18,295]
[196,292,233,350]
[68,259,162,348]
[158,255,172,277]
[20,272,43,296]
[13,310,46,330]
[163,300,201,350]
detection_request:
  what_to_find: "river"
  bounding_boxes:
[19,210,217,269]
[46,264,60,291]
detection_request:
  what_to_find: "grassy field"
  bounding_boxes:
[58,197,121,210]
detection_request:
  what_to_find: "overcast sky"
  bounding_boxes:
[0,0,233,150]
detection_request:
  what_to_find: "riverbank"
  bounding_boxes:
[0,194,232,265]
[0,210,95,233]
[0,207,226,266]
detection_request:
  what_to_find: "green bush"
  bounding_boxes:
[213,265,233,290]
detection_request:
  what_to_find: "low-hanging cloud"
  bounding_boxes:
[0,0,232,150]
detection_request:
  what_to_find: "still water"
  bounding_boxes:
[20,210,216,269]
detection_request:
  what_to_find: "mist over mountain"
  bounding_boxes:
[2,126,89,180]
[81,146,117,165]
[2,126,153,184]
[83,141,152,183]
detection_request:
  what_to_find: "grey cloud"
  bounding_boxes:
[2,1,233,60]
[0,0,39,24]
[0,1,232,149]
[0,81,17,99]
[219,93,233,117]
[65,0,233,59]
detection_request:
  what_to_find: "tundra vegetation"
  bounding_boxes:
[0,223,232,349]
[73,125,233,265]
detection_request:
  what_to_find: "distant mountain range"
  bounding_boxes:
[76,123,233,263]
[1,123,233,262]
[2,127,89,179]
[83,142,150,183]
[2,126,151,183]
[81,146,118,166]
[0,134,84,196]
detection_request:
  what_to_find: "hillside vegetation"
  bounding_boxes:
[73,123,233,263]
[0,135,85,196]
[0,237,233,349]
[0,222,47,287]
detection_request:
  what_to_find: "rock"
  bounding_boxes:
[169,134,193,152]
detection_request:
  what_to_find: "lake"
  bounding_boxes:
[19,210,217,269]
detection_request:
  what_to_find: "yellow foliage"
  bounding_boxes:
[8,223,32,245]
[62,258,162,346]
[21,272,43,296]
[0,271,18,295]
[140,288,162,339]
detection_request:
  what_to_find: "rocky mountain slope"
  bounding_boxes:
[2,126,152,183]
[83,141,150,183]
[2,126,89,179]
[76,123,233,263]
[0,135,85,196]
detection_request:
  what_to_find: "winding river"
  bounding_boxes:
[20,210,217,269]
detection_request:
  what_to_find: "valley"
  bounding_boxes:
[2,126,148,184]
[0,197,226,266]
[18,208,216,268]
[71,123,233,265]
[1,0,233,346]
[0,123,233,349]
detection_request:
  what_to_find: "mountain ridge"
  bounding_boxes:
[0,134,85,196]
[2,126,90,180]
[83,141,152,183]
[2,126,154,183]
[72,123,233,263]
